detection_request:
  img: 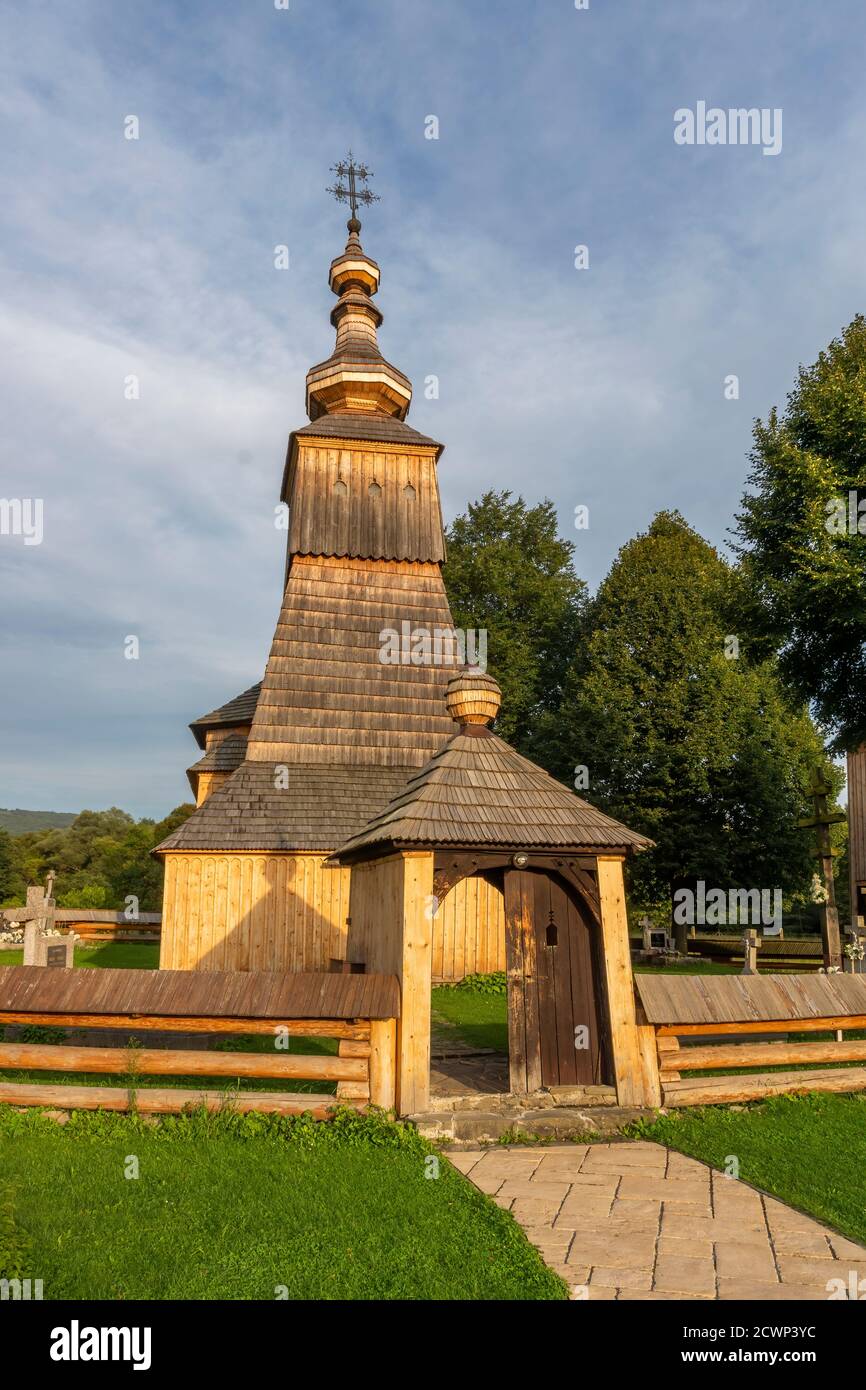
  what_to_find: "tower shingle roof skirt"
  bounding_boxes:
[292,412,442,450]
[331,731,653,860]
[189,682,262,748]
[187,734,248,776]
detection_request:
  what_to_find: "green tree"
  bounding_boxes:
[100,804,194,912]
[443,491,586,749]
[533,512,840,937]
[735,314,866,751]
[0,829,21,904]
[3,804,194,911]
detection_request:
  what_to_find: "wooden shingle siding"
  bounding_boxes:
[189,684,261,749]
[156,764,416,853]
[159,852,351,972]
[245,555,459,766]
[287,443,446,563]
[336,731,652,856]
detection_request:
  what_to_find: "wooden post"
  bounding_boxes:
[596,856,661,1108]
[395,852,434,1115]
[741,929,760,976]
[369,1018,397,1109]
[798,768,845,970]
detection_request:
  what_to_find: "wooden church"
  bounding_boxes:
[154,163,658,1111]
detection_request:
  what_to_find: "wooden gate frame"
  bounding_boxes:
[345,847,661,1112]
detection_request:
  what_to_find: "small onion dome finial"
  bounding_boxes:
[347,215,362,234]
[446,666,501,727]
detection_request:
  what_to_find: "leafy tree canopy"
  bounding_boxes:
[532,512,842,917]
[1,805,194,912]
[735,314,866,750]
[443,491,586,749]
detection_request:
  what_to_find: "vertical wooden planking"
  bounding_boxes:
[534,874,560,1086]
[396,851,433,1114]
[199,857,216,969]
[504,870,528,1093]
[214,856,229,970]
[187,856,203,970]
[159,858,177,969]
[596,856,660,1107]
[369,1017,397,1109]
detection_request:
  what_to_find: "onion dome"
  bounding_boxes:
[445,667,502,727]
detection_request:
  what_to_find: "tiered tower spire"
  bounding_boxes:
[305,154,411,421]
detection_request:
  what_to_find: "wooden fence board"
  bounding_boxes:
[636,972,866,1026]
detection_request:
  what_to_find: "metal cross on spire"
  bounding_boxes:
[326,151,380,227]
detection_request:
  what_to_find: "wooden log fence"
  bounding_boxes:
[0,1017,398,1116]
[637,972,866,1108]
[0,965,399,1118]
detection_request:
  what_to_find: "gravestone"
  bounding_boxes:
[16,872,76,968]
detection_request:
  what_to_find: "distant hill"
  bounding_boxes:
[0,809,78,835]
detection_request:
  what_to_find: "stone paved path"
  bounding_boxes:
[429,1052,509,1097]
[448,1141,866,1300]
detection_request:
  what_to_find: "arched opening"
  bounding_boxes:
[429,863,613,1099]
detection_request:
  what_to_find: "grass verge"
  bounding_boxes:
[0,1106,566,1300]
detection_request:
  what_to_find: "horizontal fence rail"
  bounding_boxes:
[0,1013,397,1117]
[655,1026,866,1107]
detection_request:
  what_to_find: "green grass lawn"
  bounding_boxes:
[634,1093,866,1247]
[0,942,160,969]
[632,958,739,975]
[432,986,508,1052]
[432,959,739,1055]
[0,1107,566,1300]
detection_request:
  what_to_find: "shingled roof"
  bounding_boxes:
[189,682,261,749]
[331,729,653,860]
[155,760,420,854]
[186,734,247,793]
[293,412,441,449]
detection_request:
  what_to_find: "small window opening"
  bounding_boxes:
[546,920,558,948]
[403,483,417,501]
[334,478,348,496]
[368,480,382,497]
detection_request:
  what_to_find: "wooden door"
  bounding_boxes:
[504,869,608,1092]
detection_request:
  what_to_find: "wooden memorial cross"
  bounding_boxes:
[15,871,74,968]
[798,767,845,970]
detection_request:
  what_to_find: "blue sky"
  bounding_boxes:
[1,0,865,817]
